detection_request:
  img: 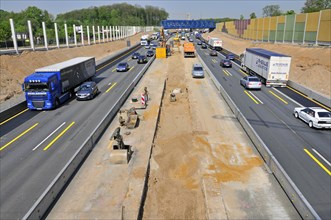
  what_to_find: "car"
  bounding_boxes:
[192,63,204,78]
[137,55,148,64]
[116,62,130,72]
[146,50,154,57]
[240,76,262,89]
[294,107,331,129]
[145,44,151,49]
[76,81,99,101]
[210,49,217,56]
[201,43,207,49]
[181,36,185,40]
[189,38,194,42]
[226,53,235,60]
[197,41,202,45]
[131,52,140,59]
[220,59,232,67]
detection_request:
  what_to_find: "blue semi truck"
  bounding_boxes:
[22,57,96,110]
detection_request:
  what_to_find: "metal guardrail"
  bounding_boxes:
[199,36,330,108]
[198,54,321,220]
[22,48,155,220]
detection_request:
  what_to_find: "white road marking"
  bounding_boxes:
[32,122,66,151]
[312,148,331,167]
[108,82,112,86]
[249,91,263,104]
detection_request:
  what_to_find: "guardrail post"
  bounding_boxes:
[109,26,112,41]
[27,20,35,51]
[9,19,18,54]
[92,26,96,44]
[64,23,69,48]
[102,26,105,43]
[42,22,48,50]
[106,26,109,42]
[98,26,100,44]
[315,10,322,45]
[80,25,84,46]
[54,23,59,48]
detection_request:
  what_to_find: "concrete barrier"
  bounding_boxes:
[22,54,155,220]
[198,54,321,220]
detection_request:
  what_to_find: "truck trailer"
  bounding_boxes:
[208,37,223,51]
[23,57,96,110]
[183,42,195,58]
[140,35,151,45]
[240,48,291,87]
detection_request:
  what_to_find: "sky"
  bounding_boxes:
[1,0,306,20]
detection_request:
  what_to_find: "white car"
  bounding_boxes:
[294,107,331,129]
[240,76,262,90]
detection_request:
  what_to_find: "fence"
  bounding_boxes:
[219,9,331,45]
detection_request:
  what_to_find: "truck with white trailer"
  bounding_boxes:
[208,37,223,51]
[240,48,291,87]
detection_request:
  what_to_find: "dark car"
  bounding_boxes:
[201,43,207,49]
[210,49,217,56]
[226,53,235,60]
[197,41,202,45]
[146,50,154,57]
[116,62,130,72]
[220,59,232,68]
[137,55,148,64]
[131,52,140,59]
[76,81,99,100]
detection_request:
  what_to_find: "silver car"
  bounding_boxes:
[192,63,204,78]
[240,76,262,89]
[294,107,331,129]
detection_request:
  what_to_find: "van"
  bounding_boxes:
[192,63,204,78]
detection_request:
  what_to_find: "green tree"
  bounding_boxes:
[262,5,282,17]
[284,10,296,15]
[250,12,257,19]
[240,14,244,20]
[301,0,331,13]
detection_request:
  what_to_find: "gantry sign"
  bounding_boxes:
[161,20,215,30]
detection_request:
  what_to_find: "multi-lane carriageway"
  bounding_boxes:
[0,38,330,219]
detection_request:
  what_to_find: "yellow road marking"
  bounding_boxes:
[244,90,259,104]
[129,66,135,72]
[0,108,29,126]
[127,58,132,61]
[43,122,75,151]
[240,70,248,76]
[304,148,331,176]
[0,123,38,151]
[269,91,288,104]
[222,70,229,76]
[287,86,331,111]
[225,70,232,76]
[112,68,116,72]
[106,82,117,93]
[96,48,137,71]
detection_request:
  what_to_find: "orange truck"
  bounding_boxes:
[183,42,195,58]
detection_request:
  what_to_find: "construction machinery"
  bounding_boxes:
[109,127,133,164]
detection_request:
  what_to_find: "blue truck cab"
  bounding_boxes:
[23,57,96,110]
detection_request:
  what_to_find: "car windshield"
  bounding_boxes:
[118,63,126,67]
[80,85,91,91]
[223,59,230,62]
[318,112,331,117]
[194,67,203,71]
[24,82,49,92]
[248,78,260,82]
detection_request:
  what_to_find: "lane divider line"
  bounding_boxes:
[0,123,38,151]
[0,108,29,126]
[43,122,75,151]
[249,91,263,104]
[269,91,288,104]
[32,122,66,151]
[272,88,303,107]
[240,70,248,76]
[312,148,331,167]
[225,70,232,76]
[222,70,229,76]
[244,90,259,104]
[106,82,117,93]
[304,148,331,176]
[112,68,116,72]
[129,66,135,72]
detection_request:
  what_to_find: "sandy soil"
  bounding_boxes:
[203,31,331,97]
[0,33,144,102]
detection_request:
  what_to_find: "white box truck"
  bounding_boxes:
[240,48,291,87]
[208,38,223,51]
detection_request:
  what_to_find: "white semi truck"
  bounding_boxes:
[140,34,151,45]
[208,37,223,51]
[240,48,291,87]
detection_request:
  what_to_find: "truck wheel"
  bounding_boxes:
[54,98,60,108]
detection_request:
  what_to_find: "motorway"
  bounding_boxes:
[1,36,330,219]
[0,44,154,219]
[195,38,331,219]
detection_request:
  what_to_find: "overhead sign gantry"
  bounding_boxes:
[161,20,215,30]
